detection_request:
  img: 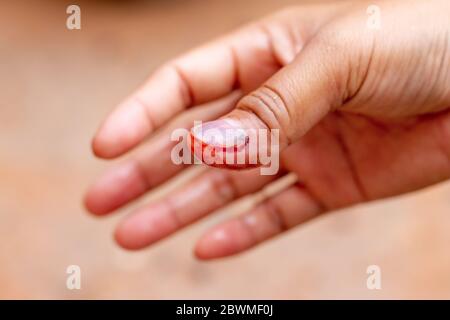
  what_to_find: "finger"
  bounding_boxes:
[195,184,324,259]
[92,23,288,159]
[84,92,241,216]
[189,27,361,169]
[115,168,282,250]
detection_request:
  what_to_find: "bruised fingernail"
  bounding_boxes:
[190,119,249,152]
[189,119,251,168]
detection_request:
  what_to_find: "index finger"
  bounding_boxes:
[91,15,298,159]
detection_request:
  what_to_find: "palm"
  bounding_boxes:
[282,111,450,210]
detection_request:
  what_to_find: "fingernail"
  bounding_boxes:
[190,119,249,152]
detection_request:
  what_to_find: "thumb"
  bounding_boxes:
[189,33,355,170]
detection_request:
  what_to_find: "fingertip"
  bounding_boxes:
[84,178,119,216]
[115,204,179,250]
[114,221,142,251]
[84,161,149,216]
[114,212,154,250]
[91,99,152,159]
[194,228,237,260]
[91,117,127,159]
[91,134,118,159]
[83,189,108,216]
[91,125,137,160]
[193,247,209,260]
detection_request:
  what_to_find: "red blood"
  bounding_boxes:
[188,121,254,169]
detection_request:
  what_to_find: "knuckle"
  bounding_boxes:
[209,171,239,204]
[167,63,195,107]
[132,95,157,131]
[238,85,291,145]
[261,198,288,232]
[163,197,183,228]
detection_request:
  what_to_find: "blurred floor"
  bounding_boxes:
[0,0,450,299]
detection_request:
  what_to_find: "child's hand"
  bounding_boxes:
[85,0,450,259]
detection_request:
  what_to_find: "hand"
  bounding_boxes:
[85,0,450,259]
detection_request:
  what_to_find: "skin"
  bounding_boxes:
[84,0,450,259]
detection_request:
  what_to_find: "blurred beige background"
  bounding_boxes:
[1,0,450,299]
